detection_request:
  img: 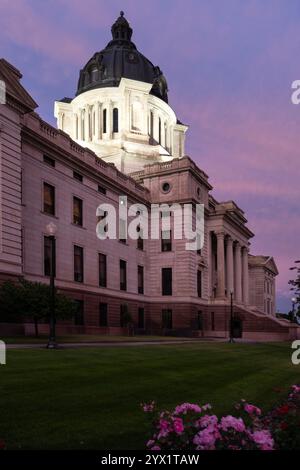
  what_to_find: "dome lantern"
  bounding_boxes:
[111,11,133,42]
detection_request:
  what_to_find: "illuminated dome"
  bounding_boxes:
[76,11,168,103]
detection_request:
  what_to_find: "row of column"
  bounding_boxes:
[74,101,114,142]
[215,231,249,304]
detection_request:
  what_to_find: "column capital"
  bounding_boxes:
[215,230,225,239]
[226,235,233,244]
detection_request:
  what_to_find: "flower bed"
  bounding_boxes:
[141,385,300,450]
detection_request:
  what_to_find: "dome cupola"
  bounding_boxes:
[76,11,168,103]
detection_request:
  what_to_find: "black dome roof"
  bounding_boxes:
[76,12,168,103]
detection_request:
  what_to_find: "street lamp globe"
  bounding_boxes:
[46,222,57,236]
[292,297,297,303]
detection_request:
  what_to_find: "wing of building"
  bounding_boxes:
[0,12,298,340]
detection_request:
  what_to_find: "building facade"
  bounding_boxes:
[0,13,298,340]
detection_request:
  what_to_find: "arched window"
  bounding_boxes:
[113,108,119,133]
[81,110,85,140]
[164,122,167,149]
[75,114,78,140]
[90,66,98,82]
[158,117,162,144]
[150,111,154,138]
[103,109,107,134]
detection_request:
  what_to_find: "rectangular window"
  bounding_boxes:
[161,230,172,252]
[138,265,144,294]
[137,227,144,250]
[99,303,108,327]
[74,300,84,325]
[44,236,56,276]
[73,171,83,183]
[74,245,84,283]
[103,109,107,134]
[119,219,127,243]
[162,267,172,296]
[138,307,145,329]
[197,311,203,330]
[99,253,107,288]
[73,196,83,226]
[197,270,202,298]
[162,309,172,329]
[98,184,106,195]
[120,304,128,327]
[43,182,55,215]
[43,155,55,167]
[120,259,127,291]
[97,210,108,233]
[211,312,215,331]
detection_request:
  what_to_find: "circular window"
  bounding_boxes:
[162,182,171,193]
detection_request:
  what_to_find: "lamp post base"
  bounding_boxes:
[46,340,58,349]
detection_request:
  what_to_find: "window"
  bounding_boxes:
[98,184,106,195]
[97,210,108,233]
[158,117,161,144]
[99,303,108,327]
[113,108,119,133]
[43,182,55,215]
[73,171,83,183]
[197,270,202,298]
[103,109,107,133]
[73,196,83,226]
[162,309,172,329]
[43,155,55,167]
[162,267,172,296]
[161,230,172,252]
[197,311,203,330]
[138,265,144,294]
[138,308,145,329]
[211,312,215,331]
[119,219,127,243]
[120,259,127,291]
[99,253,107,287]
[44,236,56,277]
[150,111,154,137]
[74,245,84,282]
[137,229,144,250]
[120,304,128,327]
[74,300,84,325]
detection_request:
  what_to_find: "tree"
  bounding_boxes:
[121,304,134,336]
[289,260,300,322]
[0,278,77,336]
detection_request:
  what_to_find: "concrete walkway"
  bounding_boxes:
[6,338,221,349]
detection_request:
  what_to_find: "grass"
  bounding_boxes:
[3,334,193,344]
[0,342,299,449]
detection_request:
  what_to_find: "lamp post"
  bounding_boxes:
[229,289,234,343]
[46,222,57,349]
[292,297,297,323]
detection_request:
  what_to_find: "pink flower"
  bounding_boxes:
[193,425,220,450]
[174,403,202,415]
[173,417,184,434]
[146,439,155,448]
[244,404,262,416]
[220,416,246,433]
[202,403,212,411]
[157,419,170,439]
[292,385,300,393]
[198,414,218,428]
[151,446,161,451]
[250,430,274,450]
[141,401,155,412]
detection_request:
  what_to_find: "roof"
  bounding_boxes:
[0,58,37,113]
[248,255,279,275]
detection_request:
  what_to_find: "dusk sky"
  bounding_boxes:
[1,0,299,312]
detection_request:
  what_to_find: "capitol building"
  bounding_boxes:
[0,12,297,340]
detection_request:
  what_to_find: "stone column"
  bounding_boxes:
[242,246,249,305]
[234,242,242,302]
[78,109,82,140]
[107,100,112,139]
[226,236,234,298]
[216,231,226,298]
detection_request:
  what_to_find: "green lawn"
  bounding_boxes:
[1,342,299,449]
